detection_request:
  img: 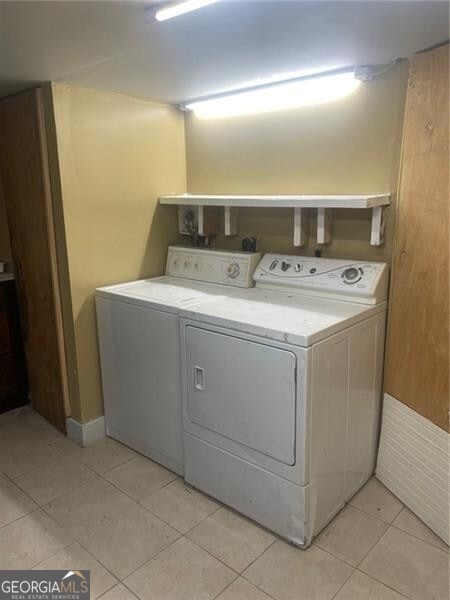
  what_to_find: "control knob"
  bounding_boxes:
[226,262,240,279]
[269,260,279,271]
[342,267,362,284]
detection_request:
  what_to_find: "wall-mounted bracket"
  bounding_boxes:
[224,206,239,236]
[370,206,386,246]
[317,208,332,244]
[293,207,308,247]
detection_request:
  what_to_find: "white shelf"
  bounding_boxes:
[161,193,391,247]
[159,193,390,209]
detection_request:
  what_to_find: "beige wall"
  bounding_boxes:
[185,62,408,262]
[52,84,186,422]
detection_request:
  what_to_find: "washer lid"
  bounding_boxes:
[95,276,240,313]
[180,287,387,346]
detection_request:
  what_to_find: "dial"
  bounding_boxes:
[226,262,240,279]
[270,260,279,271]
[281,261,291,272]
[294,264,303,272]
[342,267,361,284]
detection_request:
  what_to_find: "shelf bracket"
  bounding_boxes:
[197,206,206,236]
[370,206,385,246]
[293,207,307,247]
[224,206,239,236]
[317,208,332,244]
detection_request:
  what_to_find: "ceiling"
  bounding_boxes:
[0,0,448,104]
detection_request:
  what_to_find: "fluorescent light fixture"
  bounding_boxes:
[182,71,361,119]
[155,0,219,22]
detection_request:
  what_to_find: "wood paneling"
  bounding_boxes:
[385,44,449,431]
[0,89,68,430]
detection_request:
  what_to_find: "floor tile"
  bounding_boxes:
[349,478,404,523]
[73,437,138,474]
[0,406,52,434]
[0,475,38,528]
[392,507,448,551]
[0,409,62,448]
[43,478,135,541]
[34,542,118,599]
[82,503,179,579]
[334,571,407,600]
[14,454,98,505]
[0,510,71,569]
[99,584,138,599]
[0,438,68,478]
[360,526,449,600]
[244,539,353,600]
[104,455,177,500]
[314,505,388,566]
[52,431,84,454]
[142,478,219,533]
[188,507,275,572]
[217,577,273,600]
[125,537,236,600]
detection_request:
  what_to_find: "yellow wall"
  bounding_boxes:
[185,63,408,262]
[52,84,186,422]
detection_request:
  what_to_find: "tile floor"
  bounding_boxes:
[0,406,448,600]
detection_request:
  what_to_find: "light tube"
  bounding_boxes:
[183,71,361,119]
[155,0,219,22]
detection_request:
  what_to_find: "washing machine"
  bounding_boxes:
[179,253,389,545]
[95,246,260,475]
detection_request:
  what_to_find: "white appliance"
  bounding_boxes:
[179,254,389,546]
[95,246,260,475]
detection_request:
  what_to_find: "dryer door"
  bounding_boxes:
[185,326,297,465]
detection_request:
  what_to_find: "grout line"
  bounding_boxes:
[210,573,241,600]
[0,505,41,532]
[314,520,390,569]
[354,568,414,600]
[141,497,222,537]
[310,542,358,570]
[115,535,182,584]
[328,563,355,600]
[114,582,140,599]
[389,522,449,553]
[348,500,402,525]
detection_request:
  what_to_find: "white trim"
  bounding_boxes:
[159,193,391,209]
[66,415,106,447]
[377,393,449,544]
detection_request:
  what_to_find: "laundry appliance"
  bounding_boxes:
[179,254,389,545]
[95,246,260,475]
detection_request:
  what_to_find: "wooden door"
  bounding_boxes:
[0,88,68,431]
[385,45,449,432]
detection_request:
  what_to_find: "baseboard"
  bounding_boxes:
[376,393,449,544]
[66,415,106,447]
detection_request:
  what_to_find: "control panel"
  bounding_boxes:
[253,254,389,305]
[166,246,261,288]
